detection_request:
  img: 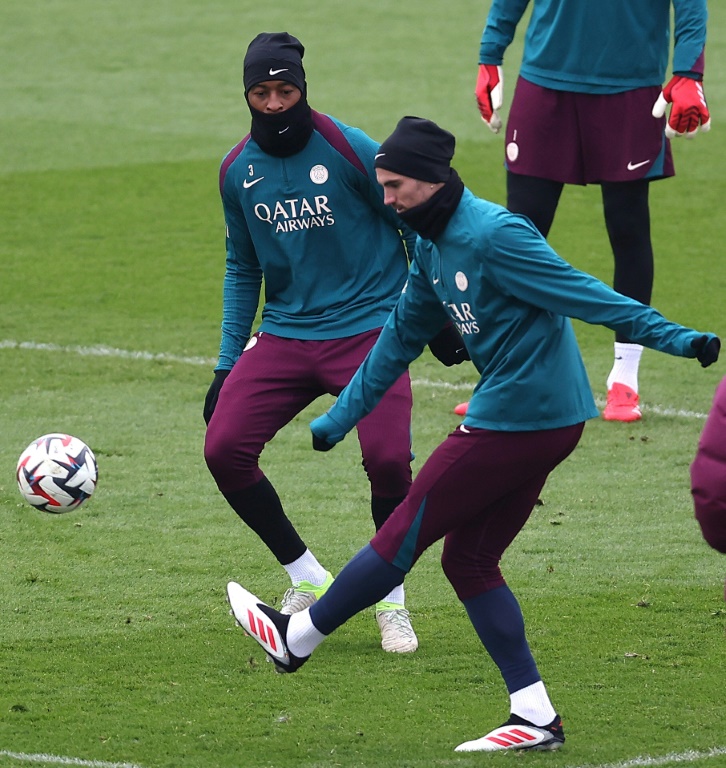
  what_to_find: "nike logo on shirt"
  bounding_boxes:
[627,160,650,171]
[243,177,264,188]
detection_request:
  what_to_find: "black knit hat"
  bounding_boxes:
[374,116,455,183]
[243,32,306,94]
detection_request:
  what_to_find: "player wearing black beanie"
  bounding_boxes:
[374,116,455,182]
[243,32,313,157]
[206,33,436,657]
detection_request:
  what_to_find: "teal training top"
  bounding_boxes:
[216,112,414,371]
[479,0,707,93]
[325,188,707,433]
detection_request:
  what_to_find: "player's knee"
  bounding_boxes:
[204,429,258,485]
[603,184,650,237]
[695,504,726,554]
[204,427,229,477]
[441,548,504,600]
[362,454,412,498]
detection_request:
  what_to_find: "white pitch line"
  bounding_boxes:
[0,750,144,768]
[567,745,726,768]
[0,339,216,368]
[0,339,708,419]
[408,377,471,392]
[3,746,723,768]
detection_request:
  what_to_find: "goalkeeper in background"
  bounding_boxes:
[463,0,711,422]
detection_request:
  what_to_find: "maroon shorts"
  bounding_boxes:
[204,329,413,498]
[691,376,726,555]
[370,422,584,601]
[505,77,675,184]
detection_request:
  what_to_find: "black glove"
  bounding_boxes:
[203,369,231,425]
[312,433,336,452]
[428,323,470,366]
[691,335,721,368]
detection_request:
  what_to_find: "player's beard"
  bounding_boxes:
[249,98,314,157]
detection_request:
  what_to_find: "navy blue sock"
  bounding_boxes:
[463,585,541,693]
[309,544,405,635]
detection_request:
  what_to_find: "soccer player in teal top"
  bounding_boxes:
[204,34,465,654]
[456,0,712,422]
[226,117,720,752]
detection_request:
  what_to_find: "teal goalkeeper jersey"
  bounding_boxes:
[216,112,413,371]
[479,0,707,93]
[325,188,706,433]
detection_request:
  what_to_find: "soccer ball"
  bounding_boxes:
[16,433,98,513]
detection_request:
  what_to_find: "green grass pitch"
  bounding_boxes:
[1,2,725,767]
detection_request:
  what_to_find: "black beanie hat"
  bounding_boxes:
[374,116,455,183]
[244,32,307,95]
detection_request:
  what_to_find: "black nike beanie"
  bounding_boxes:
[374,116,455,183]
[243,32,306,95]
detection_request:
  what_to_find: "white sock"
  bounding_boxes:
[510,681,557,726]
[380,584,405,606]
[287,609,327,657]
[283,549,328,586]
[607,342,644,392]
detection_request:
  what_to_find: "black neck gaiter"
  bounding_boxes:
[249,97,314,157]
[399,169,465,241]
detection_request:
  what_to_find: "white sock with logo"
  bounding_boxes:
[607,342,643,392]
[510,681,557,727]
[283,549,328,586]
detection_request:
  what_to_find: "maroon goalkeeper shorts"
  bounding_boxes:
[504,77,675,184]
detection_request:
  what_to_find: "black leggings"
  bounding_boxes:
[507,172,653,344]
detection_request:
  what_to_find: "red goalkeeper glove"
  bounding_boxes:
[475,64,503,133]
[652,75,711,139]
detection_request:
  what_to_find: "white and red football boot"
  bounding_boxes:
[455,713,564,752]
